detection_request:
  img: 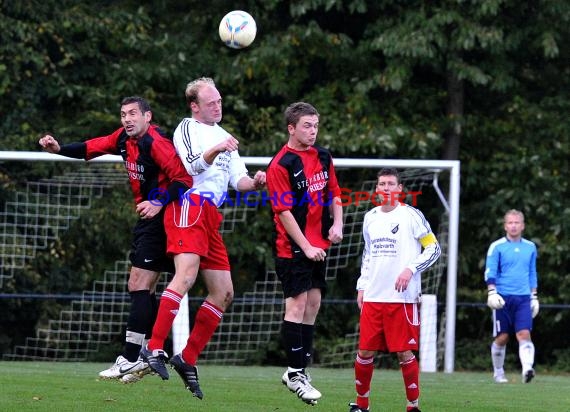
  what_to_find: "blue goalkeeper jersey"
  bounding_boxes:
[484,237,538,296]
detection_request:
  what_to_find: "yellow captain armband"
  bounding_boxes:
[420,233,438,248]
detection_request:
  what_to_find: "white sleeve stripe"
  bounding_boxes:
[406,204,432,233]
[416,242,441,272]
[181,119,197,162]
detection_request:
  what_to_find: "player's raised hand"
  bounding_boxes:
[203,136,240,165]
[39,135,61,153]
[252,170,266,189]
[216,136,239,153]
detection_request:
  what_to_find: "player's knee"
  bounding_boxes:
[307,299,321,313]
[516,329,531,341]
[397,350,414,363]
[223,289,234,306]
[494,333,509,346]
[358,349,375,358]
[208,287,233,310]
[128,268,156,291]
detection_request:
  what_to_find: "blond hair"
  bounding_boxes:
[504,209,524,222]
[185,77,216,105]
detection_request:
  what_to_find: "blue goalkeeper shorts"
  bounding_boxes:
[492,294,533,336]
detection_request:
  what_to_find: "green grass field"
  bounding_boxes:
[0,362,569,411]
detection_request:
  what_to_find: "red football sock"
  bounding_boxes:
[181,301,223,365]
[401,355,420,406]
[147,289,182,351]
[355,354,374,409]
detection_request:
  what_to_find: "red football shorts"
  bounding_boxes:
[359,302,420,353]
[164,193,230,271]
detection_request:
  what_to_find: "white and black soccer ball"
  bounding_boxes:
[218,10,257,49]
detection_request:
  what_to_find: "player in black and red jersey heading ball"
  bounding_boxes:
[39,96,193,382]
[266,102,344,405]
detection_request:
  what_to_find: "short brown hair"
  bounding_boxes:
[284,102,319,128]
[377,168,401,184]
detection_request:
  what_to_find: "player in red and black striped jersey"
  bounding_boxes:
[39,96,192,382]
[266,102,343,404]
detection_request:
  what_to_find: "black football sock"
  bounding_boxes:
[124,290,153,361]
[282,320,304,370]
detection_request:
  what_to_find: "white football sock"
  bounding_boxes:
[491,342,506,375]
[519,339,535,372]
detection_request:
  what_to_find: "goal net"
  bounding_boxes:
[0,152,459,372]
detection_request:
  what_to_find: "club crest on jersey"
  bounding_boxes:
[391,223,399,234]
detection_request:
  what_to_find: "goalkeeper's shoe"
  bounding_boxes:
[140,345,169,380]
[285,371,321,404]
[494,374,508,383]
[522,368,535,383]
[170,354,204,399]
[348,402,369,412]
[98,355,148,379]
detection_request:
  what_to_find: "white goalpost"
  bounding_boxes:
[0,152,459,373]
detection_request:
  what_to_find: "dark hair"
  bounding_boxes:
[377,168,401,184]
[284,102,319,128]
[121,96,152,114]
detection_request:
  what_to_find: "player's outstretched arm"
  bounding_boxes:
[39,135,61,153]
[39,134,88,159]
[236,170,266,192]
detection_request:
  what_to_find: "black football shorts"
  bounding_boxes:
[275,255,327,298]
[130,210,174,273]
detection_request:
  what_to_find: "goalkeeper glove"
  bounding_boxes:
[487,288,505,310]
[530,292,539,318]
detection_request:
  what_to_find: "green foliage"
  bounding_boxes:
[460,95,570,308]
[550,348,570,373]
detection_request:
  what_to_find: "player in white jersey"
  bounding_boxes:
[174,115,251,206]
[348,168,441,412]
[141,77,265,398]
[485,209,538,384]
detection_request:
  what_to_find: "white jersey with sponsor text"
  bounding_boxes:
[357,203,440,303]
[173,117,248,207]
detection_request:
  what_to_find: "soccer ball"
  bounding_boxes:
[218,10,257,49]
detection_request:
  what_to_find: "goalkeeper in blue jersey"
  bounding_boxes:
[484,209,538,384]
